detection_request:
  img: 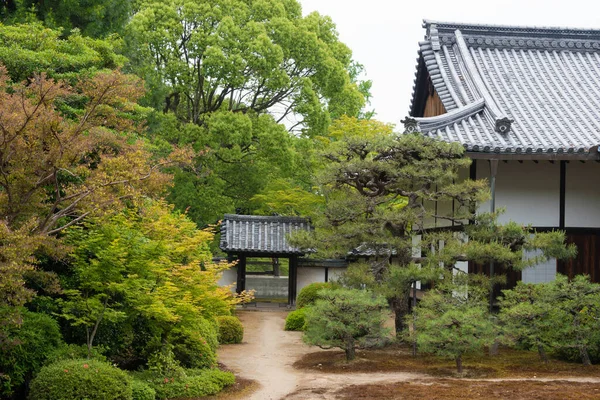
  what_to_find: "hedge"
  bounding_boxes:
[28,359,132,400]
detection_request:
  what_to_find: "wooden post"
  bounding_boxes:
[236,254,246,294]
[288,256,298,306]
[273,257,280,277]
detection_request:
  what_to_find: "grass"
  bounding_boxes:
[293,343,600,379]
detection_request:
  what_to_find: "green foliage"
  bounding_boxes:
[296,282,337,309]
[2,1,134,38]
[284,308,308,331]
[539,275,600,365]
[131,379,156,400]
[28,359,133,400]
[149,369,235,400]
[304,288,389,361]
[0,22,126,82]
[409,273,496,373]
[216,316,244,344]
[134,352,234,400]
[0,310,63,397]
[171,321,218,369]
[498,281,556,362]
[127,0,363,133]
[499,275,600,365]
[46,344,108,365]
[60,200,238,356]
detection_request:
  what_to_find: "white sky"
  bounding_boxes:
[299,0,600,127]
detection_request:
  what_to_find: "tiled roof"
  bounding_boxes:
[406,20,600,155]
[220,214,310,255]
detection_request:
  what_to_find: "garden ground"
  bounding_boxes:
[216,310,600,399]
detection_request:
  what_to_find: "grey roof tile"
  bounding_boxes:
[219,214,310,255]
[407,20,600,155]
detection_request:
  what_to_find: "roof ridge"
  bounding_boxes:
[454,29,513,133]
[424,19,600,38]
[223,214,309,223]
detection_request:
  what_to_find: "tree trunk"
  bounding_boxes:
[390,290,411,336]
[489,340,499,356]
[344,337,356,361]
[537,344,549,363]
[580,346,592,366]
[456,354,463,374]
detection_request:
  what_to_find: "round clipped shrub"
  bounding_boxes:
[171,321,217,369]
[284,308,307,331]
[131,379,155,400]
[28,359,132,400]
[296,282,337,309]
[216,316,244,344]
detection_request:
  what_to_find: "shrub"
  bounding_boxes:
[216,316,244,344]
[149,369,235,400]
[171,320,217,369]
[284,308,307,331]
[304,288,389,361]
[28,359,132,400]
[296,282,337,309]
[0,310,63,397]
[131,379,156,400]
[46,343,108,364]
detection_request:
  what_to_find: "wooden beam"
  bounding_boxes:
[288,256,298,306]
[560,161,566,229]
[468,151,600,161]
[236,254,247,294]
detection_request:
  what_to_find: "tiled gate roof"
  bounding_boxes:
[220,214,310,255]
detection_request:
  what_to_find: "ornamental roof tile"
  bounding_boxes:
[407,20,600,155]
[219,214,310,255]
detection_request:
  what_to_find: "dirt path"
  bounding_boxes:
[217,311,600,400]
[217,310,424,400]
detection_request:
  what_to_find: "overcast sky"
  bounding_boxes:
[299,0,600,127]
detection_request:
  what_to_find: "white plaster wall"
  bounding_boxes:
[476,160,560,226]
[328,268,347,283]
[565,162,600,227]
[297,267,326,293]
[218,267,237,293]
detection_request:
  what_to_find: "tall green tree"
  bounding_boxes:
[291,117,576,335]
[125,0,366,226]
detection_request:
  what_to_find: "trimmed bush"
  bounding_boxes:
[28,359,132,400]
[296,282,337,309]
[284,308,307,331]
[171,321,217,369]
[216,316,244,344]
[0,309,63,397]
[131,379,156,400]
[151,369,235,400]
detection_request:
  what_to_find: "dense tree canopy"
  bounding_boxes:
[1,0,133,38]
[0,22,125,82]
